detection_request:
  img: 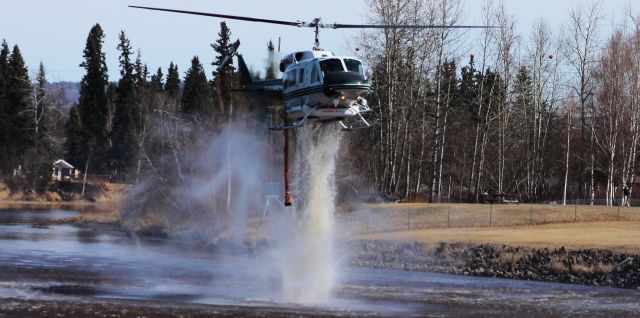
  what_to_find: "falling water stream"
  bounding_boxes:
[281,123,342,303]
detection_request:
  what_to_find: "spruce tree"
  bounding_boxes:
[35,63,49,143]
[181,56,211,119]
[110,31,138,180]
[459,56,479,115]
[75,24,109,172]
[6,45,33,171]
[150,67,164,93]
[65,105,84,168]
[29,63,55,193]
[211,22,236,79]
[0,40,9,172]
[165,62,181,100]
[211,22,237,123]
[265,40,277,80]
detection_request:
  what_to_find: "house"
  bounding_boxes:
[52,159,80,181]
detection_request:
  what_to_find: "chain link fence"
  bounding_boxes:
[336,201,640,235]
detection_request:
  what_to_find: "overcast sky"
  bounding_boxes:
[1,0,637,82]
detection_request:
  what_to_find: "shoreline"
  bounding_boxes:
[2,204,638,290]
[350,240,640,289]
[0,199,119,207]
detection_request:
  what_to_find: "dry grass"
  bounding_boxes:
[337,203,640,237]
[353,221,640,253]
[551,262,569,273]
[570,263,614,275]
[0,181,9,200]
[0,182,127,208]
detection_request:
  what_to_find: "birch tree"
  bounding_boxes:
[561,1,603,203]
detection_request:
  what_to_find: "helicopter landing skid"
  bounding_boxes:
[339,107,373,131]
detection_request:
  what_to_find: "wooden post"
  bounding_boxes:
[489,202,493,227]
[529,201,533,225]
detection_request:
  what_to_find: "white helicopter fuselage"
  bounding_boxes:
[280,50,371,126]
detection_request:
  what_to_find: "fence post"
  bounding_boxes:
[489,202,493,227]
[529,201,533,225]
[574,197,578,222]
[617,202,620,222]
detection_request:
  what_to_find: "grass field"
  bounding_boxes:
[337,203,640,252]
[338,202,640,233]
[353,221,640,252]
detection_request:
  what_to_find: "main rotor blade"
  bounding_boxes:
[129,6,499,30]
[329,24,499,29]
[128,6,303,27]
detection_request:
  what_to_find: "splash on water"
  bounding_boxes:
[280,122,342,303]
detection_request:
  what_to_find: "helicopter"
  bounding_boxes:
[129,5,496,206]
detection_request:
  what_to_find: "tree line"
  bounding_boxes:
[350,0,640,205]
[0,21,247,197]
[4,0,640,208]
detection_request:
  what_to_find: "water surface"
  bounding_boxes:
[0,207,638,317]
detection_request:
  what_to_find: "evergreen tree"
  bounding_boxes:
[150,67,164,93]
[35,62,49,143]
[6,45,33,171]
[211,22,236,79]
[28,63,55,193]
[32,62,48,155]
[458,56,479,116]
[265,40,277,80]
[0,40,10,172]
[181,56,211,119]
[110,31,138,180]
[65,105,84,168]
[75,24,109,172]
[165,62,181,100]
[134,50,148,87]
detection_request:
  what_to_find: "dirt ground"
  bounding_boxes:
[355,220,640,252]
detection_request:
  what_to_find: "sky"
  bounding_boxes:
[1,0,638,82]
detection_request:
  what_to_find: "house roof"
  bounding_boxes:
[53,159,75,169]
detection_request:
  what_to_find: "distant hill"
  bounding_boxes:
[48,81,80,103]
[47,81,80,118]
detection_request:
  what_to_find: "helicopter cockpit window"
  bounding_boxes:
[320,59,345,77]
[298,68,305,84]
[284,69,296,89]
[344,59,363,74]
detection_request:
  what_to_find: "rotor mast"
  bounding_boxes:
[311,18,322,50]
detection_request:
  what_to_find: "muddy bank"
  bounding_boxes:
[350,241,640,289]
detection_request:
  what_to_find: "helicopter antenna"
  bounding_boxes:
[129,5,500,50]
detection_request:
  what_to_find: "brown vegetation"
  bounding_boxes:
[350,241,640,289]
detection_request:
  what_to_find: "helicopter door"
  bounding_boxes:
[310,63,321,84]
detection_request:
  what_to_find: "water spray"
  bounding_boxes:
[280,123,342,303]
